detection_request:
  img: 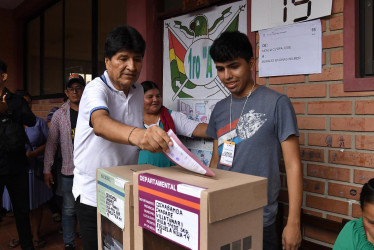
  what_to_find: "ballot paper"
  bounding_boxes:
[164,130,215,177]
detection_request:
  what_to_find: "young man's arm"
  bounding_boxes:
[192,123,210,138]
[281,135,302,250]
[91,109,172,152]
[208,139,218,169]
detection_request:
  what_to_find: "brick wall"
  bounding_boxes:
[31,98,65,120]
[257,0,374,247]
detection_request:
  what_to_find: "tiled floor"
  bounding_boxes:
[0,206,82,250]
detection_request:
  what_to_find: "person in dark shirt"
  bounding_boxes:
[0,59,36,249]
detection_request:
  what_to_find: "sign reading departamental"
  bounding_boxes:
[138,173,206,250]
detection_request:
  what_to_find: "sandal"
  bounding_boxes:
[52,213,61,223]
[76,232,82,239]
[33,239,46,248]
[8,239,19,248]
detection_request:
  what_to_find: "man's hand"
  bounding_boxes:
[132,126,172,153]
[282,222,301,250]
[44,173,54,188]
[0,95,7,113]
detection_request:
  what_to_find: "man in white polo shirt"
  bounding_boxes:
[72,25,172,250]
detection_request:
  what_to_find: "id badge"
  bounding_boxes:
[220,141,235,167]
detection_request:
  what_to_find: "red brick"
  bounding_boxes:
[308,133,351,148]
[354,169,374,184]
[304,225,339,244]
[300,147,325,162]
[330,14,344,30]
[356,100,374,114]
[268,86,283,94]
[279,161,285,173]
[331,117,374,132]
[298,117,326,130]
[287,84,326,98]
[330,83,374,97]
[356,135,374,151]
[328,182,361,200]
[330,49,343,64]
[49,98,64,104]
[303,209,323,218]
[268,75,305,85]
[303,178,325,194]
[309,66,343,82]
[321,18,326,32]
[278,189,288,203]
[322,51,326,65]
[307,164,350,182]
[34,111,48,118]
[332,0,344,14]
[308,101,352,114]
[280,173,286,188]
[299,132,306,145]
[280,203,289,217]
[256,73,266,85]
[322,33,343,49]
[306,194,349,215]
[352,203,362,218]
[329,149,374,168]
[326,214,344,223]
[292,102,305,114]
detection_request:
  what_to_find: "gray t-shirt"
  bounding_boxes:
[206,85,299,226]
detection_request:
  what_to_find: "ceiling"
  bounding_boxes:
[0,0,24,10]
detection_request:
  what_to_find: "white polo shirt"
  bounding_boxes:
[72,71,143,207]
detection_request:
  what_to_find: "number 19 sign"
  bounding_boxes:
[251,0,332,31]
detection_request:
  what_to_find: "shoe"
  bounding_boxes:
[64,243,75,250]
[76,232,82,239]
[52,212,61,223]
[34,239,46,248]
[7,239,19,248]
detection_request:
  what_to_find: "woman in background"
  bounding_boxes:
[138,81,209,167]
[333,178,374,249]
[5,90,52,248]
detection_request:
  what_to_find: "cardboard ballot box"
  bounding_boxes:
[96,164,157,250]
[133,166,267,250]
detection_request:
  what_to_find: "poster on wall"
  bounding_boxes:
[259,19,322,77]
[163,0,247,111]
[251,0,332,31]
[163,0,248,164]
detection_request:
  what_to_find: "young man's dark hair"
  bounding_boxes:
[0,60,7,74]
[209,31,253,63]
[360,178,374,209]
[104,25,146,59]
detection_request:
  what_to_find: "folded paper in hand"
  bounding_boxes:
[164,129,215,177]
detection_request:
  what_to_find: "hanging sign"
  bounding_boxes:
[251,0,332,31]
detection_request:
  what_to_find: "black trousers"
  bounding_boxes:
[76,196,98,250]
[263,221,279,250]
[0,172,34,250]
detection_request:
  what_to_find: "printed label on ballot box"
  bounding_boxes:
[97,169,128,229]
[138,173,205,250]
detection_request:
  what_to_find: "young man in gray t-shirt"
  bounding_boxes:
[206,31,302,250]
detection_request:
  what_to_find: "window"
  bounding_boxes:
[344,0,374,91]
[359,0,374,77]
[25,0,126,98]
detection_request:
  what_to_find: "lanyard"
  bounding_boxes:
[229,83,256,141]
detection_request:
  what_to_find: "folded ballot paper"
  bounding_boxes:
[164,129,215,177]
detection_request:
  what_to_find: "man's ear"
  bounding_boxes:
[1,73,8,82]
[104,57,110,70]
